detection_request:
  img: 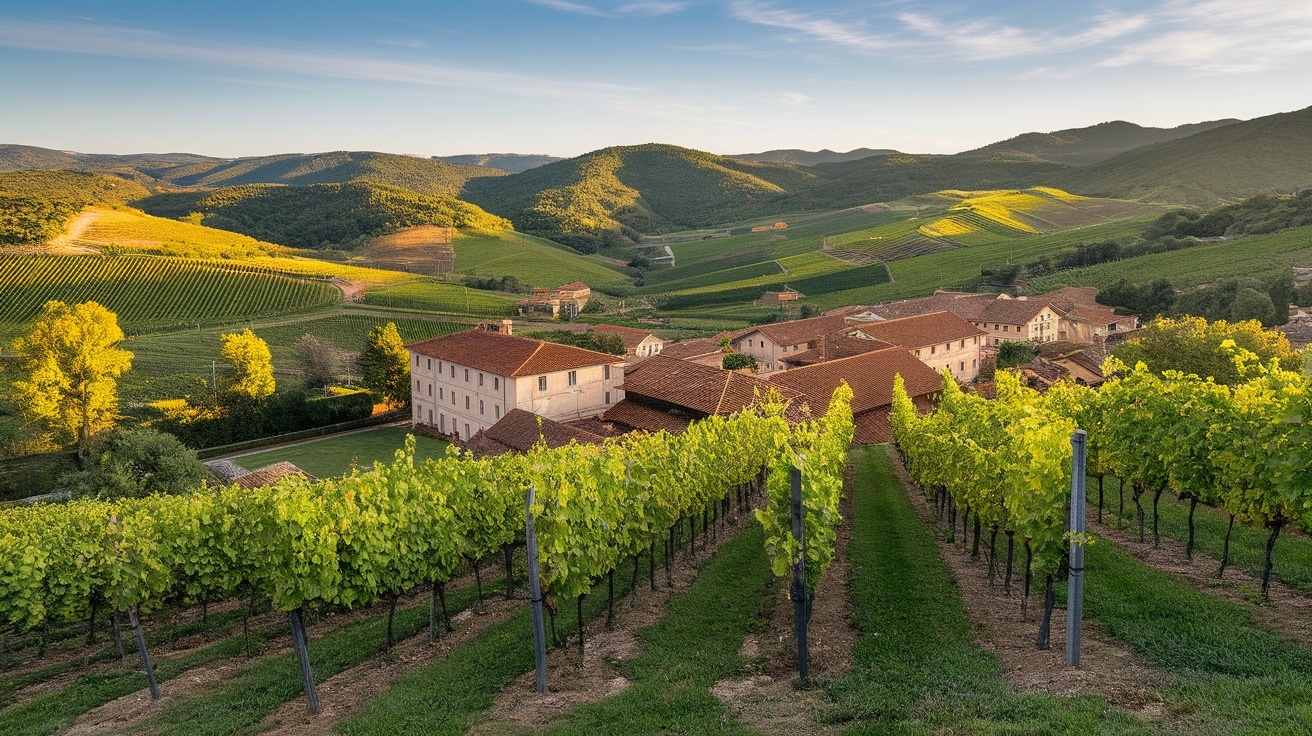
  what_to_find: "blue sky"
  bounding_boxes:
[1,1,1309,158]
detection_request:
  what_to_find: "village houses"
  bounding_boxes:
[406,327,625,441]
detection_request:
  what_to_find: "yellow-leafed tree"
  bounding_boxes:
[11,300,133,454]
[220,329,275,401]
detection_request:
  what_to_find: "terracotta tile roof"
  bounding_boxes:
[1039,286,1102,309]
[852,408,892,445]
[602,399,693,434]
[853,311,985,350]
[768,346,942,415]
[620,355,801,416]
[976,297,1054,325]
[848,292,994,322]
[1064,305,1131,326]
[234,462,317,489]
[557,282,590,291]
[783,333,891,366]
[732,315,851,348]
[406,329,620,377]
[659,337,723,361]
[460,409,605,457]
[593,324,660,351]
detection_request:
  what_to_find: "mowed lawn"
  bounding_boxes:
[226,425,450,479]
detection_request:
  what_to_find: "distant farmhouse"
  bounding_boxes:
[553,323,667,360]
[750,222,788,233]
[761,289,803,305]
[516,282,591,319]
[406,325,624,440]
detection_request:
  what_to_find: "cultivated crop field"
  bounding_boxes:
[452,230,630,289]
[0,255,342,339]
[360,279,519,317]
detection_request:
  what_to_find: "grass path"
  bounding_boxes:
[832,446,1149,734]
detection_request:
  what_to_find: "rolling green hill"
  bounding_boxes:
[1052,106,1312,206]
[966,119,1238,166]
[461,143,816,250]
[0,146,503,197]
[729,148,898,166]
[0,170,150,245]
[434,153,563,173]
[137,182,510,249]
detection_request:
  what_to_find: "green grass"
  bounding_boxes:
[225,426,450,480]
[0,609,286,736]
[0,255,342,340]
[118,310,470,404]
[1028,224,1312,292]
[141,580,491,736]
[1082,533,1312,733]
[808,215,1159,308]
[361,279,518,317]
[341,520,771,736]
[1093,477,1312,594]
[538,524,773,736]
[833,446,1147,734]
[452,230,629,289]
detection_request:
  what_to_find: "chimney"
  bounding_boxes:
[502,319,514,335]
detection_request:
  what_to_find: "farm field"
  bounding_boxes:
[360,279,519,317]
[119,309,471,403]
[224,425,451,479]
[0,255,342,340]
[12,442,1312,733]
[62,208,411,284]
[1028,224,1312,291]
[452,230,630,289]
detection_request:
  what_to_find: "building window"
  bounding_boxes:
[465,423,470,439]
[1003,325,1009,332]
[960,361,965,371]
[605,391,611,403]
[427,409,432,424]
[452,392,456,405]
[464,369,470,382]
[438,361,443,373]
[478,372,484,387]
[494,376,500,389]
[426,358,431,370]
[604,365,610,380]
[568,370,577,386]
[973,359,977,368]
[465,396,470,409]
[495,405,501,419]
[480,400,485,415]
[440,387,444,399]
[538,376,547,391]
[415,379,420,391]
[748,339,753,347]
[930,345,936,355]
[945,343,950,351]
[450,365,455,377]
[960,340,965,348]
[440,414,445,432]
[427,383,432,397]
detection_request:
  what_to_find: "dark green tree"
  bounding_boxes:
[63,428,205,499]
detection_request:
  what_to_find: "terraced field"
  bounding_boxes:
[0,255,342,339]
[451,230,629,289]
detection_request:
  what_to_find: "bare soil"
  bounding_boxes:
[888,451,1166,708]
[470,497,762,733]
[1088,510,1312,644]
[330,278,367,303]
[711,465,861,735]
[260,596,523,735]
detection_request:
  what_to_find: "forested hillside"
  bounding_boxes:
[0,147,504,197]
[0,170,149,245]
[138,182,510,249]
[730,147,898,166]
[461,143,814,251]
[966,118,1238,165]
[434,153,563,173]
[1052,106,1312,205]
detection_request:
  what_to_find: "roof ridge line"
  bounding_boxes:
[715,371,734,415]
[517,342,547,375]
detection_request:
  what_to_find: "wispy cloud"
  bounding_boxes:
[528,0,687,18]
[1101,0,1312,72]
[728,1,1146,61]
[528,0,612,17]
[0,18,636,103]
[618,2,687,16]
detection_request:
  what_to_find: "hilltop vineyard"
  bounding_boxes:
[0,255,341,337]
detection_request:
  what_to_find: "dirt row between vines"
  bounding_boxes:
[1087,511,1312,644]
[889,453,1167,710]
[63,568,486,735]
[711,463,860,736]
[470,502,763,733]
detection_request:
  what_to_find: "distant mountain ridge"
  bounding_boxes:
[433,153,565,173]
[1051,106,1312,205]
[968,118,1240,165]
[0,146,504,197]
[729,148,899,166]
